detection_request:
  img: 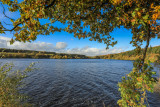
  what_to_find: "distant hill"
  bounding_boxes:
[0,46,159,60]
[94,46,160,62]
[0,48,89,59]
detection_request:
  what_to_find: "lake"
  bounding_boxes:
[0,59,160,107]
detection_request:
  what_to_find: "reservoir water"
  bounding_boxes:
[1,59,160,107]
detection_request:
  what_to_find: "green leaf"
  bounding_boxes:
[151,72,156,75]
[143,15,149,20]
[132,11,136,17]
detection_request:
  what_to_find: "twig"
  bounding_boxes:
[1,3,15,21]
[45,0,56,9]
[1,0,57,32]
[3,21,12,26]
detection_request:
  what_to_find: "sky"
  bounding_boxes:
[0,3,160,56]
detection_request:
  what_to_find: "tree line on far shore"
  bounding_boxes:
[95,46,160,62]
[0,48,88,59]
[0,45,159,62]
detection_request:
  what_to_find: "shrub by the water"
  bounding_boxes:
[0,62,35,106]
[118,60,157,106]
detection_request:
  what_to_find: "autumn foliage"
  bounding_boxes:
[0,0,160,106]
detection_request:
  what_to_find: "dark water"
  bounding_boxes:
[0,59,160,107]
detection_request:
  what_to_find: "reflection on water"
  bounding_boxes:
[0,59,160,107]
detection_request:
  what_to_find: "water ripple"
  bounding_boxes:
[0,59,159,107]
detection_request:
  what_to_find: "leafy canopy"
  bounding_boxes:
[0,0,159,48]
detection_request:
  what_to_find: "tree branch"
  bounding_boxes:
[2,18,30,31]
[45,0,56,9]
[141,24,151,69]
[3,21,12,26]
[1,3,15,21]
[1,0,57,32]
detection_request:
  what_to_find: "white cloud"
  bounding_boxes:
[0,36,124,56]
[0,39,7,48]
[0,36,62,52]
[0,36,11,48]
[65,46,123,56]
[0,36,11,41]
[56,42,67,49]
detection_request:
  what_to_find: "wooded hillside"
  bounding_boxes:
[0,48,88,59]
[95,46,160,62]
[0,46,159,61]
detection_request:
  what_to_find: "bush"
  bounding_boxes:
[0,62,35,106]
[118,60,157,107]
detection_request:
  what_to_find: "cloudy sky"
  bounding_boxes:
[0,36,124,56]
[0,3,160,56]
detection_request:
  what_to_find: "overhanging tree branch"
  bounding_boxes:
[45,0,56,9]
[1,0,57,32]
[2,18,30,31]
[3,21,12,26]
[1,3,15,21]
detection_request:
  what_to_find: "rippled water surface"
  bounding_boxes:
[1,59,160,107]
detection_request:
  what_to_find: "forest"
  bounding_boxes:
[0,48,88,59]
[0,46,159,62]
[96,46,160,62]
